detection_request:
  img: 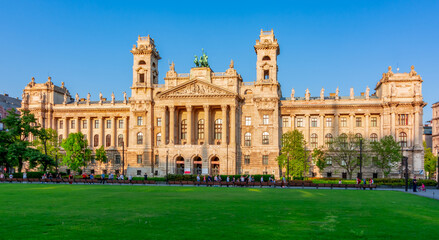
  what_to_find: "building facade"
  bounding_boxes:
[0,94,21,131]
[20,30,426,178]
[432,102,439,156]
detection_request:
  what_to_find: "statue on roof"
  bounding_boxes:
[320,88,325,100]
[229,59,234,69]
[75,93,79,102]
[194,49,209,67]
[123,91,127,103]
[409,65,417,76]
[87,93,90,103]
[170,61,175,71]
[111,92,115,103]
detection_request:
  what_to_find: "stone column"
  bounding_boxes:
[186,105,193,145]
[334,114,339,136]
[203,105,210,145]
[365,114,370,138]
[112,116,117,147]
[319,114,325,146]
[349,113,354,133]
[75,117,80,133]
[162,106,167,145]
[230,105,236,146]
[380,113,384,138]
[169,106,175,144]
[221,105,228,145]
[123,116,128,147]
[391,112,396,138]
[100,117,105,147]
[63,117,68,139]
[305,114,310,146]
[88,117,92,147]
[291,114,295,131]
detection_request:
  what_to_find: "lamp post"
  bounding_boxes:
[436,145,439,189]
[166,149,169,182]
[304,146,307,180]
[359,138,363,179]
[121,140,125,176]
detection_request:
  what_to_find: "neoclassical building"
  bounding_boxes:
[20,30,426,178]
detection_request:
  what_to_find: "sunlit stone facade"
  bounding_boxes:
[20,30,426,178]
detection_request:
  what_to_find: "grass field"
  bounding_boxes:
[1,184,438,240]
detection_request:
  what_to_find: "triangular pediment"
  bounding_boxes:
[157,79,238,99]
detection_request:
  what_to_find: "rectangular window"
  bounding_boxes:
[342,172,347,179]
[244,155,250,165]
[119,119,124,129]
[311,118,318,127]
[106,120,111,129]
[83,120,87,129]
[139,73,145,83]
[398,114,409,126]
[70,120,75,129]
[115,155,121,164]
[245,116,251,126]
[59,120,63,129]
[297,118,303,127]
[263,115,269,125]
[137,170,142,176]
[155,155,159,166]
[157,118,162,127]
[262,155,269,165]
[326,172,332,178]
[137,155,142,164]
[326,118,332,127]
[282,116,290,127]
[137,116,143,126]
[94,120,99,129]
[371,117,377,127]
[326,157,332,165]
[341,117,347,127]
[356,117,362,127]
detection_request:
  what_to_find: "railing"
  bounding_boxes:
[178,73,190,77]
[213,72,226,76]
[153,84,164,88]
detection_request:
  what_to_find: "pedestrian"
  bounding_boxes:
[338,179,342,184]
[9,173,13,179]
[48,173,53,180]
[82,172,87,179]
[120,174,124,180]
[23,172,27,181]
[109,173,114,180]
[421,183,426,192]
[214,175,218,182]
[101,173,106,184]
[369,178,373,186]
[413,176,417,192]
[196,174,200,186]
[363,178,366,190]
[90,173,94,184]
[203,175,206,182]
[144,172,148,181]
[0,172,4,179]
[128,175,132,181]
[226,176,230,183]
[260,176,264,183]
[68,173,73,184]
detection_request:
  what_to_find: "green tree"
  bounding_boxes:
[370,135,401,178]
[327,133,368,179]
[312,147,326,173]
[277,130,309,178]
[33,128,63,171]
[95,145,108,164]
[423,141,437,179]
[25,148,55,172]
[61,132,91,172]
[0,109,40,172]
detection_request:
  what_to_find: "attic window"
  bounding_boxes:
[262,56,271,61]
[139,60,146,65]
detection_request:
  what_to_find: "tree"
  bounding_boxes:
[327,133,367,179]
[277,130,309,178]
[33,128,63,171]
[0,109,40,172]
[25,148,55,172]
[61,132,91,172]
[95,146,108,164]
[312,147,326,174]
[423,141,437,179]
[370,135,401,178]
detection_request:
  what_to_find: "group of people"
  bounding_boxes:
[195,174,275,185]
[356,177,375,186]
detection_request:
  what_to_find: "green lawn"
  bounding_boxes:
[1,184,438,239]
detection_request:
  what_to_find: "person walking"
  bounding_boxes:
[23,172,27,182]
[90,173,94,184]
[413,176,417,192]
[144,172,148,181]
[101,173,106,184]
[196,174,200,186]
[109,173,114,180]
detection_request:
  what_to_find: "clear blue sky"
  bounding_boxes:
[0,0,438,123]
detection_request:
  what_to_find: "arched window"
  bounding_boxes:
[156,133,161,146]
[214,119,222,140]
[262,132,269,145]
[181,120,187,140]
[152,62,156,68]
[93,134,99,147]
[311,133,318,148]
[197,119,204,140]
[105,134,111,147]
[137,132,143,145]
[244,132,251,146]
[58,134,63,144]
[118,134,124,147]
[262,56,271,61]
[325,133,333,147]
[264,70,269,79]
[399,132,407,147]
[370,133,378,142]
[340,133,348,147]
[138,60,146,65]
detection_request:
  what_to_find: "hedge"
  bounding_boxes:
[166,174,274,182]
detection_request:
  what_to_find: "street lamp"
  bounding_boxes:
[359,138,363,179]
[303,146,307,180]
[166,149,169,182]
[121,140,125,176]
[436,145,439,189]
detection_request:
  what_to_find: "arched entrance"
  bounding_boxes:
[211,156,220,175]
[176,156,184,175]
[193,156,202,175]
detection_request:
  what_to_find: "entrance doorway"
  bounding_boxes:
[193,156,202,175]
[211,156,220,175]
[176,156,184,175]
